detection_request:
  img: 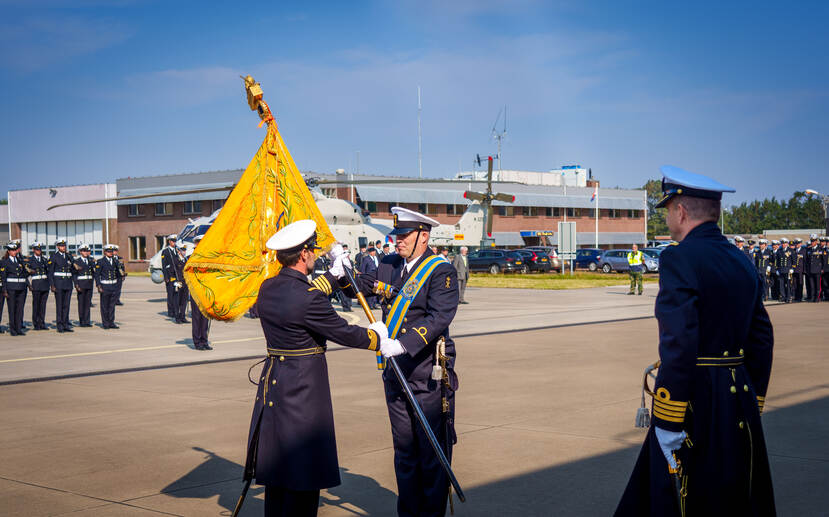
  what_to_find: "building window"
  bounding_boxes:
[552,207,561,217]
[184,200,202,214]
[566,208,576,218]
[129,236,147,260]
[155,203,173,216]
[127,204,142,217]
[212,199,226,211]
[362,201,377,212]
[627,209,637,218]
[544,207,552,217]
[521,207,538,217]
[425,204,439,215]
[155,235,166,253]
[497,206,515,217]
[321,188,337,198]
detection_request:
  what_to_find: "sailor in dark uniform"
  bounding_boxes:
[752,239,772,301]
[734,235,751,262]
[173,242,189,324]
[822,237,829,301]
[329,207,460,517]
[615,166,775,516]
[804,234,823,302]
[0,253,4,333]
[792,238,805,302]
[243,219,389,517]
[113,244,127,305]
[73,244,96,327]
[95,244,120,329]
[160,234,180,319]
[26,242,50,330]
[1,241,29,336]
[187,235,211,350]
[775,237,793,303]
[49,239,75,332]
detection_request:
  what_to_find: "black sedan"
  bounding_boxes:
[467,249,526,274]
[514,249,552,273]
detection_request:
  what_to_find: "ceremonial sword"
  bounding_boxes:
[342,265,466,503]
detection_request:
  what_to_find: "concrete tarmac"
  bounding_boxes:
[0,279,825,516]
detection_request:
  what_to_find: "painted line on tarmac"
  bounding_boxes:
[0,315,654,386]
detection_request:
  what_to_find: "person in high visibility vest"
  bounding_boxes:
[627,244,644,295]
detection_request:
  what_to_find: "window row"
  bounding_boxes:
[126,199,225,217]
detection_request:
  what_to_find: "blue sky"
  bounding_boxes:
[1,0,827,205]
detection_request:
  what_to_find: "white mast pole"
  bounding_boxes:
[417,86,423,179]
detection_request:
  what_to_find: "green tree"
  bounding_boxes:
[643,179,668,239]
[723,191,824,234]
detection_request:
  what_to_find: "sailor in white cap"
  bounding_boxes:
[161,234,181,319]
[95,244,120,329]
[27,242,50,330]
[49,238,75,332]
[328,206,461,516]
[804,233,824,301]
[240,219,386,517]
[733,235,752,262]
[1,241,28,335]
[617,166,775,515]
[73,243,95,327]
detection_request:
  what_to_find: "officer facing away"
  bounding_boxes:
[627,244,644,295]
[615,166,775,516]
[241,220,388,517]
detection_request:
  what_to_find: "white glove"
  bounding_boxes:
[789,269,794,275]
[328,243,346,261]
[368,321,389,341]
[329,254,351,279]
[380,338,405,358]
[766,266,771,273]
[655,426,687,470]
[174,281,183,288]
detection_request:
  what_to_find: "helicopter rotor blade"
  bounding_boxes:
[47,186,236,211]
[493,193,516,203]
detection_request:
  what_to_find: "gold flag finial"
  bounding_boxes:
[241,75,272,123]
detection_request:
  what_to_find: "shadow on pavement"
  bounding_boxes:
[159,395,829,516]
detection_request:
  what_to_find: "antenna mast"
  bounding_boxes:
[491,105,507,180]
[418,86,423,179]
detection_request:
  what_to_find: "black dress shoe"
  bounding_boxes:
[202,344,213,350]
[115,302,124,306]
[109,324,119,329]
[64,327,74,332]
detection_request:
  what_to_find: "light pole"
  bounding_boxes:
[805,189,829,236]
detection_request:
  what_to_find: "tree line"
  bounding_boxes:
[643,179,825,238]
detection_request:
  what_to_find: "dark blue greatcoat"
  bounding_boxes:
[244,267,379,492]
[353,249,459,517]
[615,222,775,517]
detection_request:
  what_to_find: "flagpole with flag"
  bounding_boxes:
[183,76,336,321]
[591,184,599,248]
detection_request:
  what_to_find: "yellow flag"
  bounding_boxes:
[184,122,335,321]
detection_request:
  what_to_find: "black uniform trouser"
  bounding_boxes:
[822,272,829,300]
[176,286,189,322]
[165,282,177,317]
[190,296,209,346]
[264,486,320,517]
[100,289,117,327]
[0,294,4,330]
[757,273,768,301]
[77,288,93,325]
[55,288,72,329]
[386,380,455,517]
[6,288,26,334]
[806,273,820,301]
[335,289,351,310]
[793,273,804,301]
[776,273,791,302]
[32,290,48,328]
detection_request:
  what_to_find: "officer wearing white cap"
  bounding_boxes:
[27,242,50,330]
[48,238,75,332]
[161,234,181,319]
[734,235,752,262]
[792,238,806,302]
[329,206,460,517]
[1,241,28,336]
[241,220,386,517]
[73,244,95,327]
[95,244,120,329]
[752,238,773,301]
[804,234,823,301]
[617,166,775,515]
[187,235,211,350]
[774,238,794,303]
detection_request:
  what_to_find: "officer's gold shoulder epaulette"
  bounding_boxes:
[310,275,333,296]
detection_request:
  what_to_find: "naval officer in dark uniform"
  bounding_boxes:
[1,241,29,336]
[95,244,120,329]
[73,244,96,327]
[243,219,390,517]
[27,242,50,330]
[187,235,211,350]
[49,239,75,332]
[615,166,775,516]
[160,234,181,319]
[329,207,460,517]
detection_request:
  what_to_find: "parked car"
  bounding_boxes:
[597,249,659,273]
[467,249,526,274]
[574,248,604,271]
[514,249,552,273]
[641,248,663,272]
[524,246,562,271]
